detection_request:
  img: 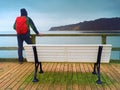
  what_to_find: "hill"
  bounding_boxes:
[49,17,120,31]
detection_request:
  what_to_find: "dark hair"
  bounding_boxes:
[20,8,28,16]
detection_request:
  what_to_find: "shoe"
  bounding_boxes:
[19,62,23,64]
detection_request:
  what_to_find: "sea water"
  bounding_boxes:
[0,31,120,60]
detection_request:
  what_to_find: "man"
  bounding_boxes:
[13,8,41,64]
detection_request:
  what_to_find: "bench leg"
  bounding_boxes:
[39,62,44,73]
[96,46,103,84]
[96,63,102,84]
[32,46,40,82]
[33,62,43,82]
[92,63,102,84]
[33,62,39,82]
[92,63,97,74]
[92,46,103,84]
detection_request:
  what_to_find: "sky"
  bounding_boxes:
[0,0,120,32]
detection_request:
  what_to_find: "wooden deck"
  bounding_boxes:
[0,61,120,90]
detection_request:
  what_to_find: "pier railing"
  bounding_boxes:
[0,33,120,60]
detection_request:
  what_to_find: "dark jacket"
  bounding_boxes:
[13,8,39,34]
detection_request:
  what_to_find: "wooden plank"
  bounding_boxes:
[0,62,17,76]
[0,63,28,89]
[101,64,119,90]
[59,63,66,90]
[8,63,33,90]
[48,63,58,90]
[0,63,20,88]
[66,63,72,90]
[12,63,34,90]
[54,63,61,90]
[83,63,92,90]
[107,64,120,90]
[78,63,86,90]
[72,63,79,90]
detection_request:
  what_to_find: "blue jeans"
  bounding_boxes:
[17,32,32,62]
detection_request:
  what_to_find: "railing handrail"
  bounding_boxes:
[0,33,120,59]
[1,33,120,36]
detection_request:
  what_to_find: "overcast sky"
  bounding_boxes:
[0,0,120,32]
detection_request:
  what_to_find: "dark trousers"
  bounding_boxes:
[17,32,32,62]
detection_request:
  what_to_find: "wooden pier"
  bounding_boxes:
[0,61,120,90]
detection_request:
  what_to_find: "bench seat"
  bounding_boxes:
[24,44,112,63]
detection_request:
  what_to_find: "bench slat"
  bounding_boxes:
[24,44,112,63]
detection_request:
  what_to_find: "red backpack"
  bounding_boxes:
[15,16,28,34]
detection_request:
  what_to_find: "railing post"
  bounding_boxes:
[31,35,36,44]
[102,35,106,44]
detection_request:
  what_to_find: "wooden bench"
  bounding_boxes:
[24,44,112,84]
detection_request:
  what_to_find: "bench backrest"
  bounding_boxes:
[24,44,112,63]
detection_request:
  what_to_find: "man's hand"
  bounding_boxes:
[38,33,42,36]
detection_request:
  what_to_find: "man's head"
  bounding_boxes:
[20,8,28,16]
